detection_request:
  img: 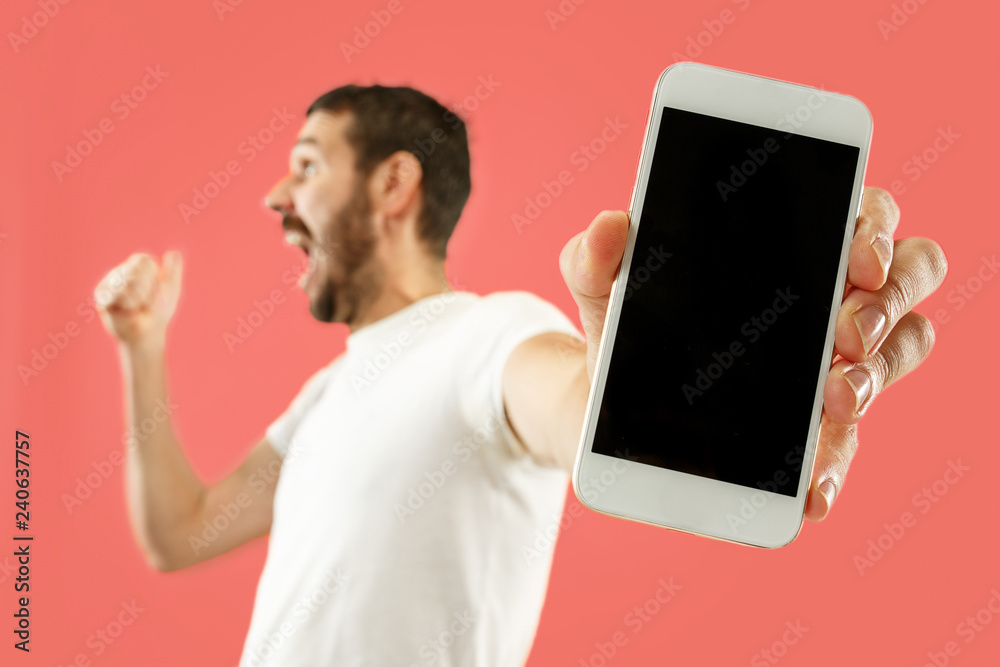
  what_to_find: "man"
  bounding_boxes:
[94,84,946,665]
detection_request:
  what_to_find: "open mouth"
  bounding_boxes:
[284,229,319,289]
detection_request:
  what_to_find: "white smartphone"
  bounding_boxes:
[572,62,872,549]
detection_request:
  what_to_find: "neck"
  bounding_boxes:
[347,257,451,333]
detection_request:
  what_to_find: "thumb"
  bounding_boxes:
[560,210,629,378]
[561,210,630,300]
[158,250,184,313]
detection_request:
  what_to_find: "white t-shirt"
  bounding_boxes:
[239,290,584,667]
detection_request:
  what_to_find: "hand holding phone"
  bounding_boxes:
[561,62,946,548]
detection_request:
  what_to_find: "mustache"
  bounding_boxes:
[281,215,341,256]
[281,214,308,235]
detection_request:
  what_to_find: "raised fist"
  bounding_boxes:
[94,251,183,345]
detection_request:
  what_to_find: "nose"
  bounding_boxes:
[265,172,294,214]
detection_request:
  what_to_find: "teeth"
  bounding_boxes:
[299,254,315,288]
[285,230,304,246]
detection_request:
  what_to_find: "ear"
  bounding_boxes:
[367,150,423,230]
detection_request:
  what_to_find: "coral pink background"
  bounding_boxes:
[2,0,997,664]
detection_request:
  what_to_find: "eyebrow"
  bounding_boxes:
[294,136,322,148]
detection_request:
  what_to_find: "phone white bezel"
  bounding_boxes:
[571,61,873,549]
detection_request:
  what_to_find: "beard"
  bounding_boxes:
[309,183,383,324]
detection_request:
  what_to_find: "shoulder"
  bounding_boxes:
[456,290,583,356]
[295,355,343,398]
[466,290,578,325]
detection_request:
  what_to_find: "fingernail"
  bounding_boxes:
[852,305,886,355]
[871,235,893,277]
[842,367,872,413]
[577,232,591,265]
[819,480,837,514]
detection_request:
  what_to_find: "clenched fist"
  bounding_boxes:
[94,251,184,345]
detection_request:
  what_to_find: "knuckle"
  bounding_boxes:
[921,238,949,285]
[867,343,894,393]
[865,186,900,223]
[124,253,154,279]
[880,271,912,323]
[909,312,936,357]
[830,434,857,478]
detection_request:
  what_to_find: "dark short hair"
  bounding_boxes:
[306,85,471,260]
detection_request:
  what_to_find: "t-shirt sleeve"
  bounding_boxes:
[265,364,334,458]
[457,291,585,462]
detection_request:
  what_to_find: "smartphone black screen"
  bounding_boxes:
[591,106,860,497]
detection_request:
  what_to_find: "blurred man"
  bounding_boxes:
[94,85,946,666]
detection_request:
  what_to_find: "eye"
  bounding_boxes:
[302,162,317,178]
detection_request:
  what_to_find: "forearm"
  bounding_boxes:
[504,333,592,473]
[118,335,205,568]
[549,356,591,473]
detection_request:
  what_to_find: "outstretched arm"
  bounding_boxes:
[502,188,947,522]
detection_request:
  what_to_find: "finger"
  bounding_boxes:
[804,418,857,522]
[559,210,629,300]
[847,187,900,291]
[824,311,936,424]
[835,237,947,362]
[158,251,183,311]
[113,254,158,311]
[95,254,154,311]
[94,260,135,311]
